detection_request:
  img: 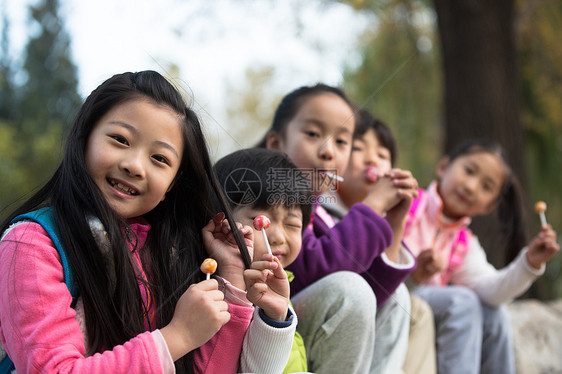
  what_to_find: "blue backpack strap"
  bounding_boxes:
[10,207,77,298]
[0,208,78,373]
[0,356,16,374]
[0,357,15,373]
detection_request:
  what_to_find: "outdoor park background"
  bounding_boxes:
[0,0,561,299]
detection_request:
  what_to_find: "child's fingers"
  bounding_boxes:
[202,217,218,235]
[196,279,220,292]
[220,221,252,247]
[247,282,269,301]
[250,257,278,271]
[386,168,410,178]
[221,220,234,234]
[542,233,560,250]
[392,176,418,190]
[240,225,254,246]
[213,212,225,225]
[535,225,557,245]
[244,268,270,280]
[388,169,418,185]
[244,268,270,287]
[416,249,433,263]
[223,221,250,237]
[396,189,417,201]
[268,256,286,279]
[538,224,556,236]
[547,241,560,253]
[543,232,557,245]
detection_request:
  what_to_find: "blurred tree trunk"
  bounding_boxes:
[433,0,528,267]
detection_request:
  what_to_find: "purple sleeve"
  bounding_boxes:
[287,203,393,295]
[361,242,416,307]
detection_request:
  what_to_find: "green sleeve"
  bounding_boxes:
[282,329,307,374]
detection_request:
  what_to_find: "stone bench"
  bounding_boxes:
[509,299,562,373]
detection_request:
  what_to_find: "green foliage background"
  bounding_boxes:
[0,0,79,217]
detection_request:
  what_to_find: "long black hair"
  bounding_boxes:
[444,138,527,263]
[256,83,355,147]
[0,71,250,373]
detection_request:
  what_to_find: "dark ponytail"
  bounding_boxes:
[497,174,527,263]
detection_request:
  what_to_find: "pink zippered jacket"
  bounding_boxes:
[0,220,177,373]
[403,181,473,286]
[403,181,546,307]
[0,220,273,373]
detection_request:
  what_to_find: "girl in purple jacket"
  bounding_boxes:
[258,83,419,373]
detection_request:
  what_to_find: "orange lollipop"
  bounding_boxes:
[201,258,217,280]
[534,201,547,227]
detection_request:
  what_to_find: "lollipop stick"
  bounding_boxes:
[326,172,344,182]
[206,273,211,280]
[262,230,272,255]
[539,212,547,228]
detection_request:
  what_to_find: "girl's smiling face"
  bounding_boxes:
[85,98,184,219]
[267,93,355,195]
[437,151,506,220]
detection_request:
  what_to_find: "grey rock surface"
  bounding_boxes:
[509,299,562,374]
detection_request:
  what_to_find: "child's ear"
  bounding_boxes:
[266,132,281,151]
[435,157,450,179]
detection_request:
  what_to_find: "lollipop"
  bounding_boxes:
[365,165,379,183]
[534,201,548,228]
[253,215,272,255]
[201,258,217,280]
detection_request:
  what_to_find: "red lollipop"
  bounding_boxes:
[365,165,379,183]
[253,215,272,254]
[253,215,271,230]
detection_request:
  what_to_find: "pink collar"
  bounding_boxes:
[426,181,471,230]
[124,217,151,251]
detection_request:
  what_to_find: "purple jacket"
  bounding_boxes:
[287,203,415,307]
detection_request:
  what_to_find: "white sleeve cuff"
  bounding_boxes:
[240,305,297,373]
[381,244,416,269]
[520,247,546,276]
[151,329,175,373]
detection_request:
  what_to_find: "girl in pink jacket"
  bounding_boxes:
[403,138,559,374]
[0,71,295,374]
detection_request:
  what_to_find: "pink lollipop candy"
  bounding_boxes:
[253,215,271,230]
[253,215,272,255]
[365,165,379,183]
